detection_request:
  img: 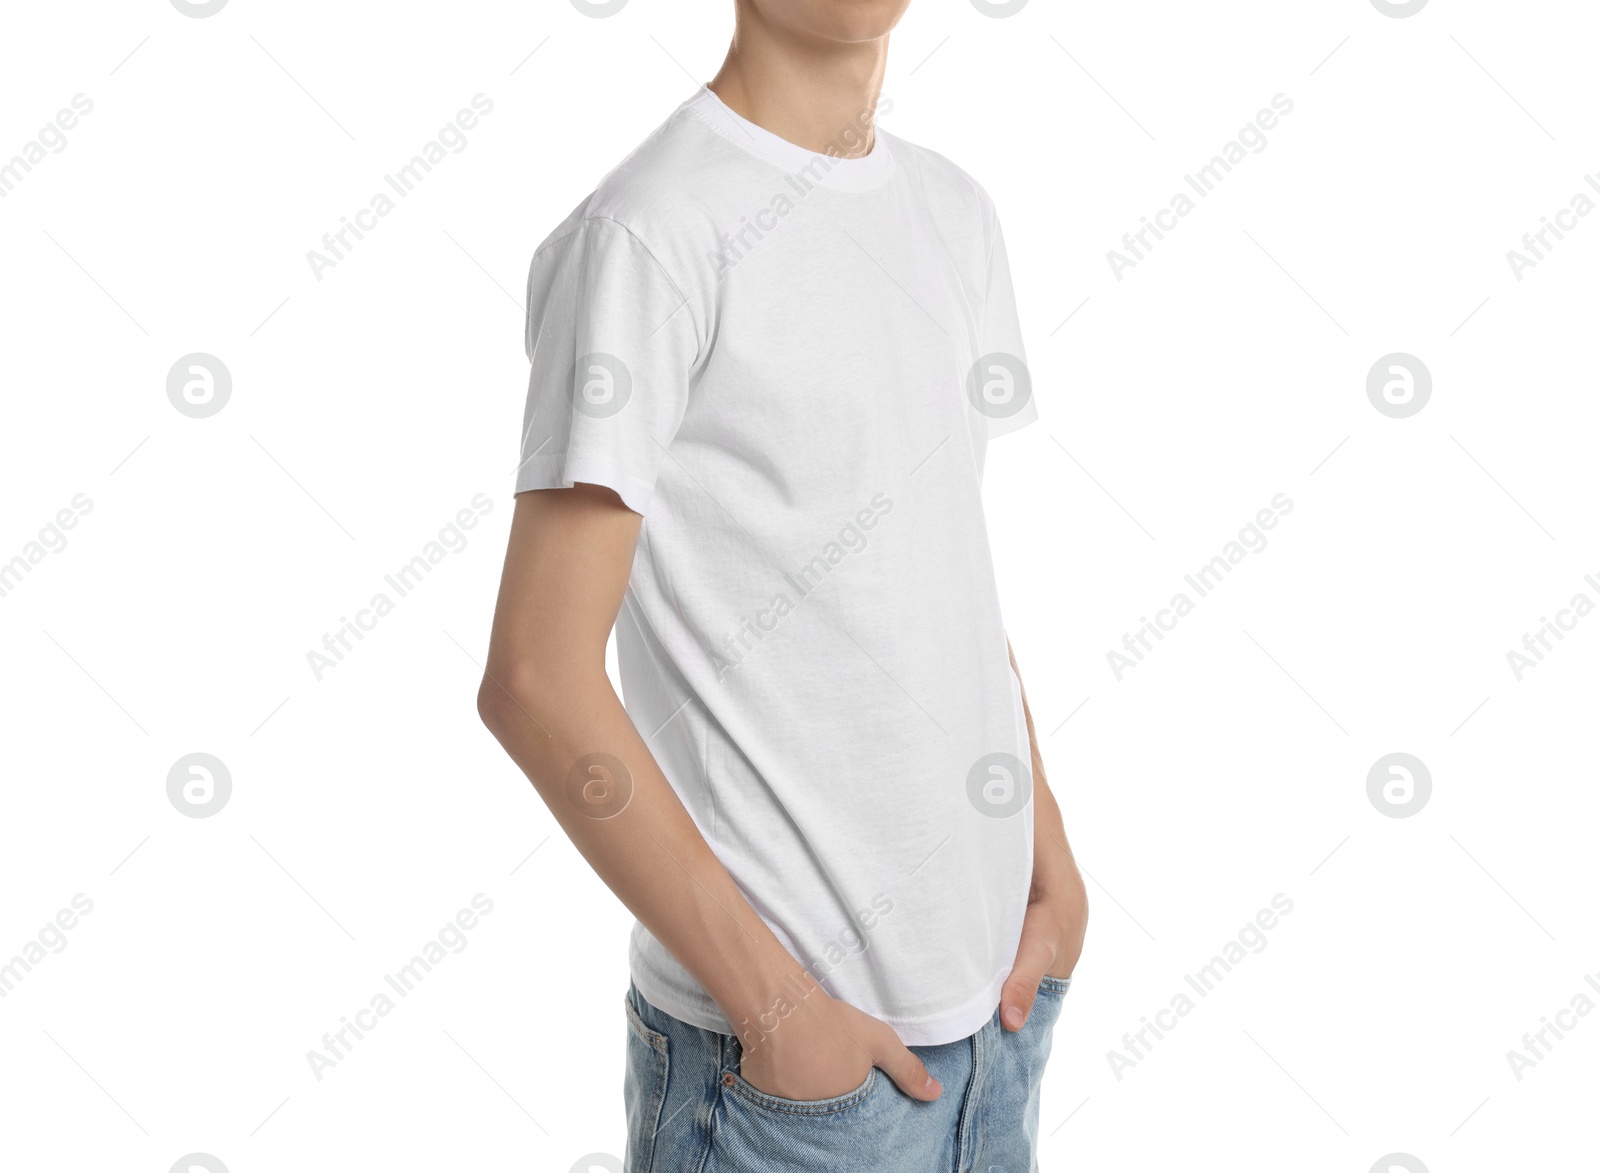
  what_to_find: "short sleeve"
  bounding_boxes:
[515,217,699,514]
[975,213,1038,440]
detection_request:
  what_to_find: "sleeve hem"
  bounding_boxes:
[986,395,1040,440]
[514,450,658,516]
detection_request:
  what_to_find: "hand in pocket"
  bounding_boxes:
[738,992,941,1103]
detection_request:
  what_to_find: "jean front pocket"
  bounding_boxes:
[723,1066,877,1116]
[1037,974,1072,998]
[712,1063,900,1172]
[624,993,670,1172]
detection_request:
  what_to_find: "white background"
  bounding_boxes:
[2,1,1596,1170]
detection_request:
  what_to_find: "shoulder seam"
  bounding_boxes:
[534,214,704,348]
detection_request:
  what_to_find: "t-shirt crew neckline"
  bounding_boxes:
[686,84,894,193]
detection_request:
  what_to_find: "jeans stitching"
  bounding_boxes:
[625,991,671,1172]
[626,991,670,1054]
[724,1067,876,1116]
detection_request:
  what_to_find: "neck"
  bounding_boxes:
[707,7,886,158]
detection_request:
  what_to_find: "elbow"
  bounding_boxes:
[478,643,609,743]
[477,663,545,742]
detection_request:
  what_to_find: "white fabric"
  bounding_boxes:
[516,86,1037,1045]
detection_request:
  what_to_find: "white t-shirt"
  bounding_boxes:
[516,86,1037,1046]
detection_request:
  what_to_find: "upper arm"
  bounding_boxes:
[483,484,641,689]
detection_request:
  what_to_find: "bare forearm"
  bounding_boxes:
[479,667,811,1033]
[999,638,1089,993]
[1007,640,1081,895]
[478,488,940,1099]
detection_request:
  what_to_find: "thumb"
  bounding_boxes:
[875,1041,942,1101]
[1001,919,1055,1032]
[837,1002,942,1101]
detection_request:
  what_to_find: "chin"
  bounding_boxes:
[752,0,913,44]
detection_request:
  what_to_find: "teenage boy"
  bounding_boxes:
[479,2,1088,1168]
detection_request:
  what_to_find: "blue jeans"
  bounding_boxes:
[623,976,1069,1172]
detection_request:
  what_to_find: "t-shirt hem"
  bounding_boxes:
[628,947,1010,1047]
